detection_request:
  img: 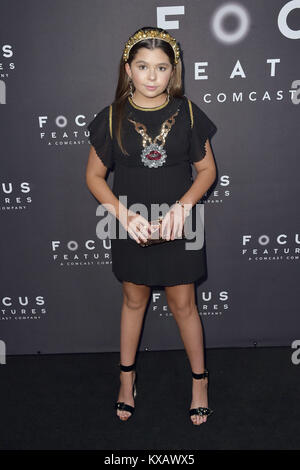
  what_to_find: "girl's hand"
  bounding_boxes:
[161,203,189,241]
[118,209,151,244]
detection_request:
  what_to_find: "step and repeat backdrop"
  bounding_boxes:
[1,0,299,355]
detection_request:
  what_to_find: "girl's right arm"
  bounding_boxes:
[85,144,125,221]
[85,146,150,244]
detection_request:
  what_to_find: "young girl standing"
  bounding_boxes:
[86,27,217,425]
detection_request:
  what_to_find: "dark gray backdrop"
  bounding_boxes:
[1,0,299,354]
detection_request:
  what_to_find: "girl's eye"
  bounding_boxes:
[138,65,167,71]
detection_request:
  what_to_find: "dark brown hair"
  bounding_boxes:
[113,26,184,155]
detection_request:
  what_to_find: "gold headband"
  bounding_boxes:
[123,29,180,64]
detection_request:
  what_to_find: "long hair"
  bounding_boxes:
[113,26,184,155]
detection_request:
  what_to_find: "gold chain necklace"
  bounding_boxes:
[127,108,180,168]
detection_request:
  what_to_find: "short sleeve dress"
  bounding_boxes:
[87,95,217,287]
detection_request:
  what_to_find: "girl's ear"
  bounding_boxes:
[125,62,131,79]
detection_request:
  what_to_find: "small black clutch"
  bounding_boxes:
[140,216,186,247]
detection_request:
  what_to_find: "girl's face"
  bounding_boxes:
[125,47,174,100]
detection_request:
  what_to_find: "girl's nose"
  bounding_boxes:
[148,67,157,79]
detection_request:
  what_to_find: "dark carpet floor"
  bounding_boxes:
[0,346,299,450]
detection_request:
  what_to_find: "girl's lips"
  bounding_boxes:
[146,86,157,90]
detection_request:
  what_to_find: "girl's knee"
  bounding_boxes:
[122,282,151,310]
[124,296,149,310]
[168,299,195,318]
[165,283,196,316]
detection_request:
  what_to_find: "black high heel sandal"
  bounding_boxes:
[189,369,214,422]
[114,362,137,420]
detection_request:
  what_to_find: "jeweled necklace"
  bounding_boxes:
[127,108,180,168]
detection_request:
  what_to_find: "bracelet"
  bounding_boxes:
[175,200,191,215]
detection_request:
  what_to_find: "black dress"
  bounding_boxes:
[87,95,217,287]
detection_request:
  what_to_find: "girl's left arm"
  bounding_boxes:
[161,139,216,240]
[179,139,216,207]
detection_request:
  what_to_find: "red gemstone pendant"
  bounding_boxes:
[146,150,162,160]
[141,143,167,168]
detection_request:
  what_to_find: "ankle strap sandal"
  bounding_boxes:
[119,362,136,372]
[114,362,137,419]
[189,368,214,419]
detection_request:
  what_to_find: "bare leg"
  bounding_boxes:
[165,283,208,425]
[116,281,151,421]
